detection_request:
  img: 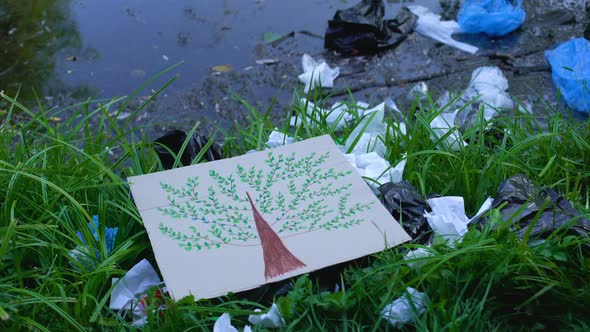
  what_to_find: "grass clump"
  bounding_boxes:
[0,86,589,331]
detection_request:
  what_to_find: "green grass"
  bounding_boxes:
[0,84,589,331]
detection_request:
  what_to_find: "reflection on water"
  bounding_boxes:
[0,0,86,100]
[0,0,439,104]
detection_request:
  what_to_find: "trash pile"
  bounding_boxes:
[288,97,407,193]
[377,172,590,327]
[80,1,590,330]
[286,60,588,327]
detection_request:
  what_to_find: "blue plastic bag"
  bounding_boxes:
[76,215,118,253]
[458,0,526,37]
[545,38,590,113]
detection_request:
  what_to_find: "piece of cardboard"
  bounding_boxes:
[128,135,410,299]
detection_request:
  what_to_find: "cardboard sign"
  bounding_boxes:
[128,135,410,299]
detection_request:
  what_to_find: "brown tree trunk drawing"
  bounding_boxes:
[246,192,306,280]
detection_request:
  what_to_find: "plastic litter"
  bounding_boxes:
[425,196,493,246]
[403,247,433,268]
[109,259,165,326]
[425,196,470,244]
[429,110,468,151]
[344,102,388,157]
[69,215,118,269]
[77,215,118,254]
[408,5,478,54]
[458,0,526,37]
[381,287,427,328]
[470,174,590,242]
[248,303,286,328]
[463,66,513,120]
[153,130,222,170]
[290,99,360,129]
[247,130,294,154]
[266,130,294,148]
[291,98,404,133]
[545,38,590,113]
[439,66,513,130]
[214,313,252,332]
[326,102,357,129]
[68,246,98,271]
[298,54,340,93]
[324,0,417,55]
[345,152,406,193]
[407,82,429,103]
[379,180,431,244]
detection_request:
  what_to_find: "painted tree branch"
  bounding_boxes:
[157,150,375,279]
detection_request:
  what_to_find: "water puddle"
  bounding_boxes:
[1,0,587,132]
[1,0,437,99]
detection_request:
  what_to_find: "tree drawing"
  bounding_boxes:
[158,151,374,280]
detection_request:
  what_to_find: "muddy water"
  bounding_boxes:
[0,0,437,99]
[1,0,436,127]
[0,0,588,135]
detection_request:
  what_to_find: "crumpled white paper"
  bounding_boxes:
[344,152,406,192]
[290,98,406,140]
[68,245,97,271]
[248,303,286,328]
[403,247,433,269]
[214,313,252,332]
[424,196,493,246]
[438,67,514,122]
[266,129,294,148]
[344,103,388,157]
[518,100,534,114]
[290,99,361,129]
[407,82,429,103]
[430,110,468,151]
[381,287,428,328]
[463,66,514,120]
[298,54,340,93]
[109,259,164,326]
[408,5,478,54]
[247,130,294,154]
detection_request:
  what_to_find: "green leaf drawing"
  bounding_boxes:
[157,151,374,254]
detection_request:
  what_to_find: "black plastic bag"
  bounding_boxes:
[471,174,590,240]
[153,130,222,170]
[379,181,432,244]
[324,0,417,55]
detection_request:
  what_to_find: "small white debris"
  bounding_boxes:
[214,313,252,332]
[255,58,279,65]
[381,287,428,328]
[403,248,433,268]
[430,110,467,151]
[408,5,478,54]
[298,54,340,93]
[248,303,286,328]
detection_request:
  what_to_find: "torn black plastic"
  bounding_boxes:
[471,174,590,241]
[379,180,433,245]
[324,0,417,55]
[153,129,223,170]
